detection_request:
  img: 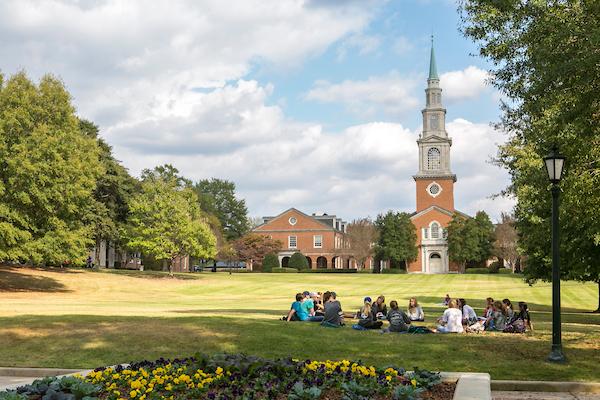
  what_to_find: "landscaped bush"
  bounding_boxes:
[382,269,406,274]
[465,268,490,274]
[299,268,358,273]
[357,269,373,273]
[262,254,279,273]
[488,261,500,274]
[289,252,309,270]
[272,267,299,273]
[498,268,513,274]
[1,354,441,400]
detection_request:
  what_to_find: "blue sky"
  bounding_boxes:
[0,0,515,223]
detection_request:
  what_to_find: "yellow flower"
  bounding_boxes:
[130,390,137,398]
[411,379,417,387]
[215,367,223,375]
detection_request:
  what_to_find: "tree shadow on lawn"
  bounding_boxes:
[0,265,71,293]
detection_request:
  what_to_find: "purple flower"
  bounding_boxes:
[208,393,216,400]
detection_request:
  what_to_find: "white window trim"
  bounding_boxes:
[314,235,322,248]
[289,236,297,248]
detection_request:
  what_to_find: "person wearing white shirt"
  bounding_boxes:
[407,297,424,321]
[437,299,463,333]
[458,298,478,325]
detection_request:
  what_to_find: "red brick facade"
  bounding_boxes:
[253,208,354,269]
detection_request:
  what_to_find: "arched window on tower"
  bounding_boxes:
[427,148,441,170]
[431,223,440,239]
[437,93,441,103]
[430,115,438,129]
[426,93,429,105]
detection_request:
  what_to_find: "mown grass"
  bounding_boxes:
[0,265,598,382]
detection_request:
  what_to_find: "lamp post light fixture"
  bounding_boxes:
[543,146,568,364]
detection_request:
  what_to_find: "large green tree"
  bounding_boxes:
[459,0,600,310]
[373,211,418,270]
[0,70,102,264]
[194,178,249,241]
[124,166,217,276]
[447,211,495,273]
[79,119,140,266]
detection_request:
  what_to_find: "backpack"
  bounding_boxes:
[408,326,434,334]
[503,318,526,334]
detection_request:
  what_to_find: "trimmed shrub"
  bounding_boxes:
[289,252,309,270]
[498,267,513,274]
[382,269,406,274]
[298,268,358,273]
[488,261,500,274]
[357,269,374,273]
[262,254,279,273]
[272,267,299,273]
[465,268,490,274]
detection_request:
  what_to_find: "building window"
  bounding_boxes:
[430,115,438,129]
[314,235,322,248]
[289,216,297,225]
[427,147,441,170]
[442,228,448,239]
[431,223,440,239]
[423,227,429,239]
[437,94,441,103]
[289,236,297,248]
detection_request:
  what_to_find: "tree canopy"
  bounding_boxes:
[0,70,102,264]
[195,178,249,241]
[124,166,217,276]
[459,0,600,310]
[345,217,378,270]
[374,211,418,270]
[447,211,495,273]
[233,234,283,271]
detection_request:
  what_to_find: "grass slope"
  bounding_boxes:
[0,265,598,382]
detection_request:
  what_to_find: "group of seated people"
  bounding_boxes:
[285,292,532,334]
[284,292,426,331]
[438,296,533,333]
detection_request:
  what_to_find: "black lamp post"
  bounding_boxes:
[543,146,568,364]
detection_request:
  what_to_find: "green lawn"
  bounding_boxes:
[0,265,598,382]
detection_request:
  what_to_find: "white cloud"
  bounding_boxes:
[302,71,421,120]
[440,66,492,105]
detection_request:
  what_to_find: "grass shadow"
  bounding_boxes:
[0,265,71,293]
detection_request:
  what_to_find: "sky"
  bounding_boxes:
[0,0,516,223]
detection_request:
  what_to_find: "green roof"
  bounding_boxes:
[429,42,438,79]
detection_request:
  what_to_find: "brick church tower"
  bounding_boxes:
[407,41,463,274]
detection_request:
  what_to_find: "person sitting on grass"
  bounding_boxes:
[502,298,516,324]
[358,297,383,330]
[331,292,357,320]
[301,291,324,322]
[380,300,411,333]
[407,297,424,321]
[285,293,307,321]
[517,301,533,331]
[485,300,507,331]
[436,299,463,333]
[458,298,478,326]
[320,291,343,327]
[372,295,388,319]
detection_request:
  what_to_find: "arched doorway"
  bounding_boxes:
[282,257,290,268]
[430,253,442,273]
[305,256,312,269]
[316,256,327,269]
[331,256,338,269]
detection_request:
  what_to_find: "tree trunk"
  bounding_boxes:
[595,281,600,313]
[162,258,168,272]
[461,261,466,274]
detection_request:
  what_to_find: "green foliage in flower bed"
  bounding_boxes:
[271,268,299,273]
[1,354,441,400]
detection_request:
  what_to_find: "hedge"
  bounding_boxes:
[299,268,358,273]
[382,269,406,274]
[465,268,490,274]
[272,267,299,273]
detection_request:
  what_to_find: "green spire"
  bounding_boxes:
[429,36,438,79]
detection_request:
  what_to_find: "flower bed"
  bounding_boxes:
[1,353,452,400]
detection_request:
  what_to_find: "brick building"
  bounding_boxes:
[252,208,354,269]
